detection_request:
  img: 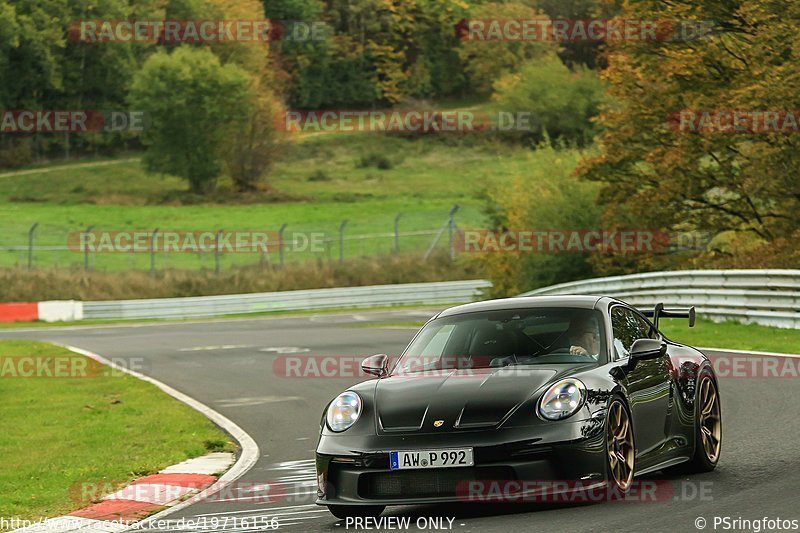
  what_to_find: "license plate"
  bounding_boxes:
[389,448,474,470]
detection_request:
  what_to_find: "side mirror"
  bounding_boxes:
[630,339,667,361]
[362,354,389,378]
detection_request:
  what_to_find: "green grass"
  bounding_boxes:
[354,322,425,329]
[661,318,800,355]
[0,340,234,522]
[0,134,548,270]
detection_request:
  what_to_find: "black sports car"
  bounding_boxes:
[315,296,722,519]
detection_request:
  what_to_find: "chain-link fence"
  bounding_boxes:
[0,206,463,273]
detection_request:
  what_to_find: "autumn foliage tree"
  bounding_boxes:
[579,0,800,271]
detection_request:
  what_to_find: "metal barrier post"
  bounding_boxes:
[84,225,94,271]
[339,220,348,264]
[27,223,38,270]
[215,229,223,275]
[150,228,159,275]
[394,213,402,254]
[448,205,459,261]
[279,223,287,268]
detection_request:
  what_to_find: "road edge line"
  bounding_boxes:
[60,344,261,527]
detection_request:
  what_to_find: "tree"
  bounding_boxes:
[578,0,800,271]
[223,88,284,192]
[492,53,604,145]
[129,47,252,194]
[473,143,601,296]
[208,0,285,191]
[456,2,554,97]
[271,0,470,107]
[525,0,617,69]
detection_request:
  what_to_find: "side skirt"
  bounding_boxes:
[634,455,691,477]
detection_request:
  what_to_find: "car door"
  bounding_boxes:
[610,305,672,464]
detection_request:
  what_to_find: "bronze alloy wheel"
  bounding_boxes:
[698,377,722,463]
[607,400,635,491]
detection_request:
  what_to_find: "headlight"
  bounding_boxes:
[326,391,362,432]
[538,379,586,421]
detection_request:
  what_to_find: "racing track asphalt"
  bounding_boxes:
[2,310,798,533]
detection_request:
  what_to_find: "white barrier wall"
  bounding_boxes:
[81,280,492,321]
[38,301,84,322]
[520,269,800,329]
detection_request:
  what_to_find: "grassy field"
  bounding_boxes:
[660,318,800,355]
[0,134,548,271]
[0,340,234,521]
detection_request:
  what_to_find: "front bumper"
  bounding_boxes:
[316,417,607,506]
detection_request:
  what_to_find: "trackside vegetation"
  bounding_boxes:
[0,340,234,521]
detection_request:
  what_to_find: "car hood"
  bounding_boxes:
[374,366,565,433]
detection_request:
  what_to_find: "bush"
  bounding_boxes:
[472,143,601,297]
[492,55,605,146]
[0,139,33,169]
[356,153,393,170]
[308,170,331,182]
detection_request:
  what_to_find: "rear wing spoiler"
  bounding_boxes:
[642,303,696,329]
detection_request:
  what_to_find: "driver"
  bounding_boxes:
[568,315,600,358]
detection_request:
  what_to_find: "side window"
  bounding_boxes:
[611,307,637,359]
[634,314,659,340]
[611,307,656,359]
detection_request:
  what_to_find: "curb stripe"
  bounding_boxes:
[0,303,38,323]
[159,452,234,475]
[104,484,199,507]
[130,473,216,488]
[59,345,260,530]
[12,343,259,533]
[69,500,163,522]
[0,301,83,323]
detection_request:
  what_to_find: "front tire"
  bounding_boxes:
[327,505,385,520]
[606,398,635,493]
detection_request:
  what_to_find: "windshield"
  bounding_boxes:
[393,307,606,375]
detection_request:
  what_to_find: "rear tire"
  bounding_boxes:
[327,504,385,520]
[685,371,722,472]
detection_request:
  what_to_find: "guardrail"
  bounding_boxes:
[520,269,800,329]
[82,280,493,320]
